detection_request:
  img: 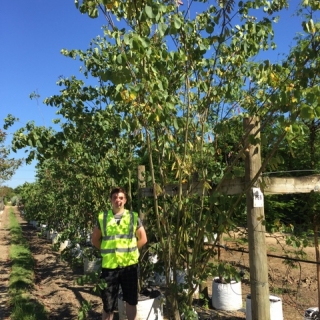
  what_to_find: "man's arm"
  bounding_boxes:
[136,226,147,249]
[91,226,102,250]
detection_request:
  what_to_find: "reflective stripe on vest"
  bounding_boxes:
[98,209,139,268]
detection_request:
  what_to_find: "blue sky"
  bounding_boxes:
[0,0,312,189]
[1,0,105,188]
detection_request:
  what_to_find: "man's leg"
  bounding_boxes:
[102,309,114,320]
[100,268,118,320]
[120,265,138,320]
[126,303,137,320]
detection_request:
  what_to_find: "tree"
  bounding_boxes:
[5,0,320,318]
[0,129,22,186]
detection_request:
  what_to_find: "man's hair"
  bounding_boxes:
[110,187,127,199]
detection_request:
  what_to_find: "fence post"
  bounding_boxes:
[244,117,270,320]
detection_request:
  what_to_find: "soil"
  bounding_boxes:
[0,206,318,319]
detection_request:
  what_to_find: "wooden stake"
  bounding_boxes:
[244,117,270,320]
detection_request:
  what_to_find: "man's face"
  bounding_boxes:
[110,192,127,210]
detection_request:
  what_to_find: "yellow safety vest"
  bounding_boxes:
[98,209,139,269]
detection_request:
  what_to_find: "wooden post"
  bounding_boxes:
[137,165,146,221]
[244,117,270,320]
[313,219,320,311]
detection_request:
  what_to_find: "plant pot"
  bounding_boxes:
[118,290,163,320]
[246,294,283,320]
[83,257,101,274]
[212,277,242,311]
[52,232,60,244]
[204,233,217,244]
[59,240,70,251]
[304,307,319,320]
[46,229,54,240]
[153,269,198,297]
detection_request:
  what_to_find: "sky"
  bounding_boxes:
[0,0,312,189]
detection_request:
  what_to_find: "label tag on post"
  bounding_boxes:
[253,187,264,207]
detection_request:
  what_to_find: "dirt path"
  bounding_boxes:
[15,211,102,320]
[0,206,11,320]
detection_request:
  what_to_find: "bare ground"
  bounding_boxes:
[0,206,318,319]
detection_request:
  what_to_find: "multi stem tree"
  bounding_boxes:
[5,0,320,318]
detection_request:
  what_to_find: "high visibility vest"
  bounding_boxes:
[98,209,139,268]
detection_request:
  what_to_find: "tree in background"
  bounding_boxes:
[0,129,22,186]
[0,186,15,202]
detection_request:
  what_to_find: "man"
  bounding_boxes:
[92,187,147,320]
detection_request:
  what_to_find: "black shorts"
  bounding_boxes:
[100,264,138,313]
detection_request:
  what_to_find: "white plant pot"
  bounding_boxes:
[52,232,60,244]
[212,277,242,311]
[246,294,283,320]
[118,294,163,320]
[46,230,55,240]
[153,269,198,297]
[304,307,319,320]
[204,233,218,244]
[59,240,70,251]
[83,257,101,274]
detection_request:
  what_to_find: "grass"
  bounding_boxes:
[8,208,48,320]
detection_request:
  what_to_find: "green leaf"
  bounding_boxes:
[88,7,98,18]
[300,105,314,119]
[173,15,182,30]
[116,54,122,64]
[173,119,179,130]
[145,5,154,18]
[315,107,320,117]
[123,33,131,45]
[158,22,168,37]
[206,23,214,34]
